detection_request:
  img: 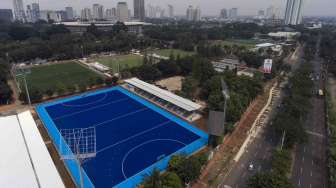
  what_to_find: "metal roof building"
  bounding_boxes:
[0,111,65,188]
[125,78,201,112]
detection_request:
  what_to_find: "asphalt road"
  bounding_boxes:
[220,87,282,188]
[291,39,328,188]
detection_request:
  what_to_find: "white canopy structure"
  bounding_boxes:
[0,111,65,188]
[125,78,202,112]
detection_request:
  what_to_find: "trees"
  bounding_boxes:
[0,59,13,105]
[247,172,293,188]
[162,172,183,188]
[143,169,162,188]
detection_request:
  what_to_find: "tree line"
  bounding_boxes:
[0,59,13,105]
[0,21,152,63]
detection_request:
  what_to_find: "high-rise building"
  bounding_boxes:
[168,4,174,18]
[26,5,33,22]
[105,8,117,20]
[186,6,201,21]
[81,8,92,21]
[117,2,129,22]
[284,0,304,25]
[258,10,265,17]
[229,8,238,19]
[220,8,228,19]
[266,6,275,19]
[0,9,13,22]
[31,3,40,22]
[134,0,145,21]
[186,6,194,21]
[65,7,74,20]
[13,0,26,22]
[93,4,104,20]
[194,7,201,21]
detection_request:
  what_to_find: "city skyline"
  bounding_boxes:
[1,0,336,17]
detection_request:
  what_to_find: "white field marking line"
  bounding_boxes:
[53,97,129,120]
[94,107,148,128]
[121,138,187,179]
[61,92,108,107]
[97,121,171,154]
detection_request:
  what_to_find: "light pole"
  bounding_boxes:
[16,67,32,107]
[221,78,230,132]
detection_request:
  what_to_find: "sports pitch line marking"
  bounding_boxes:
[53,97,130,120]
[61,92,108,107]
[121,138,187,179]
[94,107,149,128]
[96,121,171,154]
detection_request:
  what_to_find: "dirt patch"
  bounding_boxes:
[155,76,183,91]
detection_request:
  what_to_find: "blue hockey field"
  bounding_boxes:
[36,86,208,188]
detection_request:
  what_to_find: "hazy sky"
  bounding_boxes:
[1,0,335,16]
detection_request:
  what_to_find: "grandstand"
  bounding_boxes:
[124,77,203,122]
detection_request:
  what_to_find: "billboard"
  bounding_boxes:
[263,59,273,74]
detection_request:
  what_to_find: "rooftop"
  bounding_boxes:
[124,77,202,112]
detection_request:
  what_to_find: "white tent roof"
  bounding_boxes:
[0,111,65,188]
[124,78,202,111]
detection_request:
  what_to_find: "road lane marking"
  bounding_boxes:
[312,160,314,165]
[302,157,305,162]
[304,147,306,153]
[298,179,301,187]
[311,171,313,177]
[310,184,312,188]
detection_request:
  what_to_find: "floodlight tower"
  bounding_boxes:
[16,67,32,107]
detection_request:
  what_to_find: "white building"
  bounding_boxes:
[186,6,201,21]
[284,0,304,25]
[93,4,104,20]
[229,8,238,19]
[13,0,26,22]
[117,2,129,22]
[266,6,275,19]
[167,4,174,18]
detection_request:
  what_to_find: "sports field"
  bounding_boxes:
[95,54,143,72]
[153,49,196,58]
[16,62,101,93]
[36,87,208,188]
[212,39,259,49]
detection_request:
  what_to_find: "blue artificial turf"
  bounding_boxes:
[36,87,208,188]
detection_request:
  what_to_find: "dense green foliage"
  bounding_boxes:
[272,61,313,148]
[143,153,208,187]
[0,22,150,62]
[247,172,293,188]
[248,149,293,188]
[0,59,13,105]
[320,26,336,188]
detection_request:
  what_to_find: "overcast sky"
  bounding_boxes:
[1,0,335,16]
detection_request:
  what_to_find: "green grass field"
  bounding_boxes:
[212,39,259,49]
[16,62,101,93]
[95,54,143,72]
[153,49,196,58]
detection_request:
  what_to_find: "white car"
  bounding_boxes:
[248,163,254,171]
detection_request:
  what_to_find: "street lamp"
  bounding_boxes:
[221,78,230,130]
